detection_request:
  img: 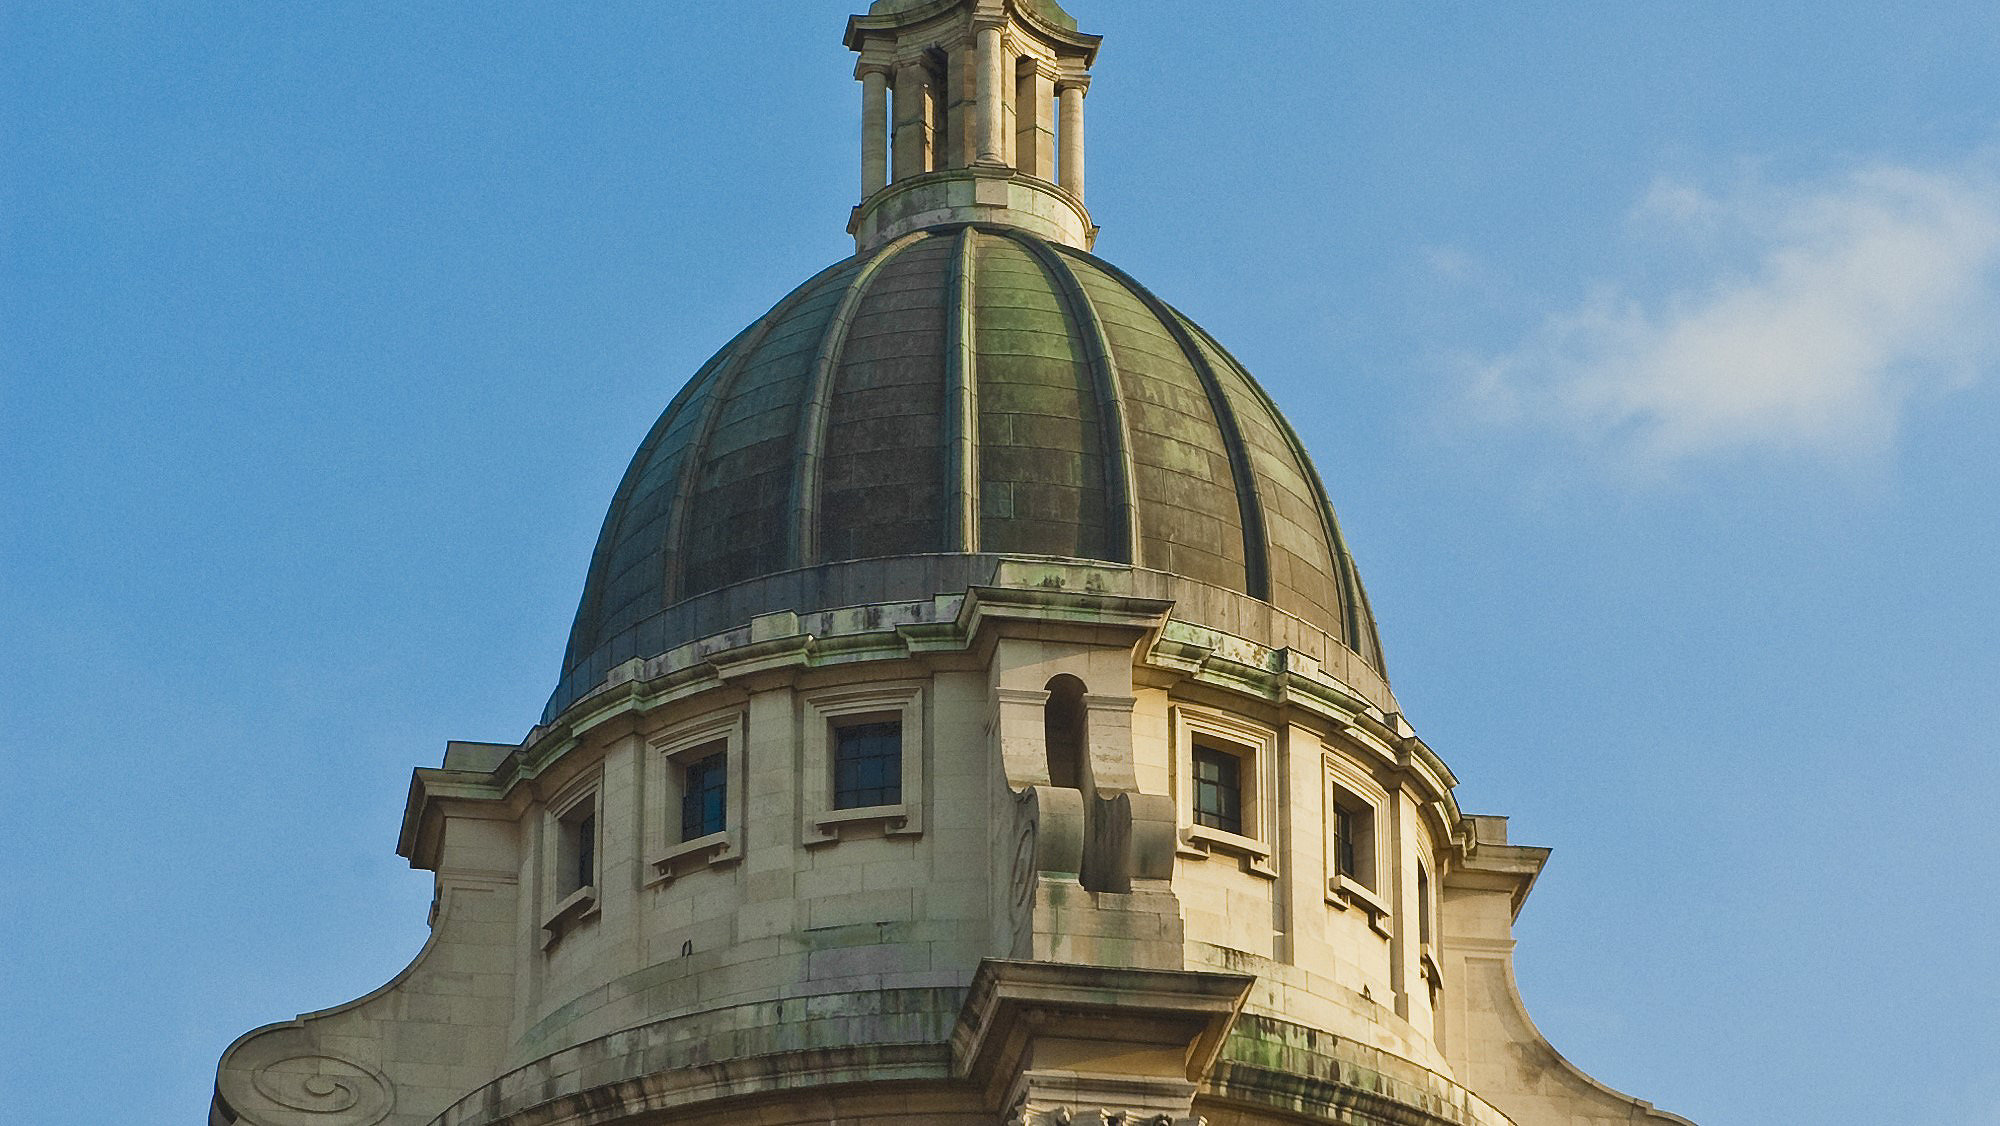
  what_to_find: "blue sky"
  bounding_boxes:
[5,4,1997,1124]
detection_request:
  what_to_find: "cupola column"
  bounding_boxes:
[845,0,1101,251]
[860,64,891,197]
[974,21,1007,165]
[1057,77,1086,200]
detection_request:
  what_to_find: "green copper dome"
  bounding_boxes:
[548,225,1383,722]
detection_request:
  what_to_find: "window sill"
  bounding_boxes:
[1180,824,1278,879]
[1327,875,1393,937]
[803,802,921,847]
[648,829,740,885]
[541,884,599,949]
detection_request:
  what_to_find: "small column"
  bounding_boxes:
[860,65,890,196]
[1058,80,1086,199]
[1015,61,1056,181]
[974,24,1006,165]
[893,62,929,181]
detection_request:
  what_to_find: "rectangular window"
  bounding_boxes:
[1329,788,1376,892]
[680,750,727,842]
[1418,862,1433,946]
[575,811,595,891]
[1334,805,1359,879]
[1192,743,1243,835]
[647,715,746,883]
[833,721,902,809]
[557,800,597,898]
[542,779,605,948]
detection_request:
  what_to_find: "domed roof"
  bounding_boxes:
[549,225,1383,721]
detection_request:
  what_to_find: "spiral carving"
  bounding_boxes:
[1010,818,1038,914]
[247,1054,393,1123]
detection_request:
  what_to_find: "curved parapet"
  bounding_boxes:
[427,962,1515,1126]
[1457,956,1695,1126]
[1440,816,1695,1126]
[212,856,519,1125]
[1210,1012,1516,1126]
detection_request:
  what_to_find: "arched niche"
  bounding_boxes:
[1043,674,1088,792]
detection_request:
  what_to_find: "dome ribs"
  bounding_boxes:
[547,232,1388,722]
[944,226,980,552]
[1182,316,1379,671]
[814,233,958,565]
[556,331,745,700]
[1003,229,1139,565]
[969,231,1113,560]
[1058,251,1250,594]
[790,232,929,569]
[1077,255,1272,606]
[662,260,861,606]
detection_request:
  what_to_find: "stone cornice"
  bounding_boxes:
[402,577,1452,874]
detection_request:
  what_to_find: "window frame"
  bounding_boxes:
[1192,742,1246,835]
[801,682,925,847]
[541,774,603,948]
[1417,854,1443,995]
[832,719,905,810]
[680,750,728,841]
[1323,751,1392,936]
[646,709,746,885]
[1171,706,1277,878]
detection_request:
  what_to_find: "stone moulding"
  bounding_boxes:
[212,876,517,1126]
[1209,1014,1515,1126]
[419,969,1514,1126]
[851,167,1097,253]
[402,562,1427,875]
[951,960,1255,1088]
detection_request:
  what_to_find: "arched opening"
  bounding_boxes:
[923,47,951,172]
[1043,674,1087,790]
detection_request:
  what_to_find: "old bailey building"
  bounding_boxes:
[211,4,1693,1126]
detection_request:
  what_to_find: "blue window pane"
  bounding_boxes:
[681,750,727,841]
[1192,744,1242,835]
[833,721,901,809]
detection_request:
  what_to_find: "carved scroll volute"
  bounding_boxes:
[1008,784,1085,954]
[1082,790,1178,892]
[1121,791,1177,882]
[217,1036,395,1126]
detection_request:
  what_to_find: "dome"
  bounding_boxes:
[550,224,1384,721]
[214,9,1696,1126]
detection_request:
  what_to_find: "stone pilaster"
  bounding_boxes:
[954,960,1251,1126]
[893,61,929,179]
[1015,60,1057,181]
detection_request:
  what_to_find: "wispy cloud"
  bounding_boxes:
[1472,162,2000,470]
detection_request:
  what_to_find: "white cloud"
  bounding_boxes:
[1474,162,2000,469]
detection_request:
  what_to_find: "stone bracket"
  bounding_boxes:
[953,960,1253,1123]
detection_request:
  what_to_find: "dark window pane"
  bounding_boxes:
[575,811,596,890]
[1192,744,1242,834]
[680,750,727,841]
[1334,805,1357,878]
[1418,864,1432,944]
[834,721,902,809]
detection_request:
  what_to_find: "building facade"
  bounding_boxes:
[211,4,1693,1125]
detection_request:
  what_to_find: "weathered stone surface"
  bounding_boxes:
[213,5,1693,1126]
[551,226,1387,724]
